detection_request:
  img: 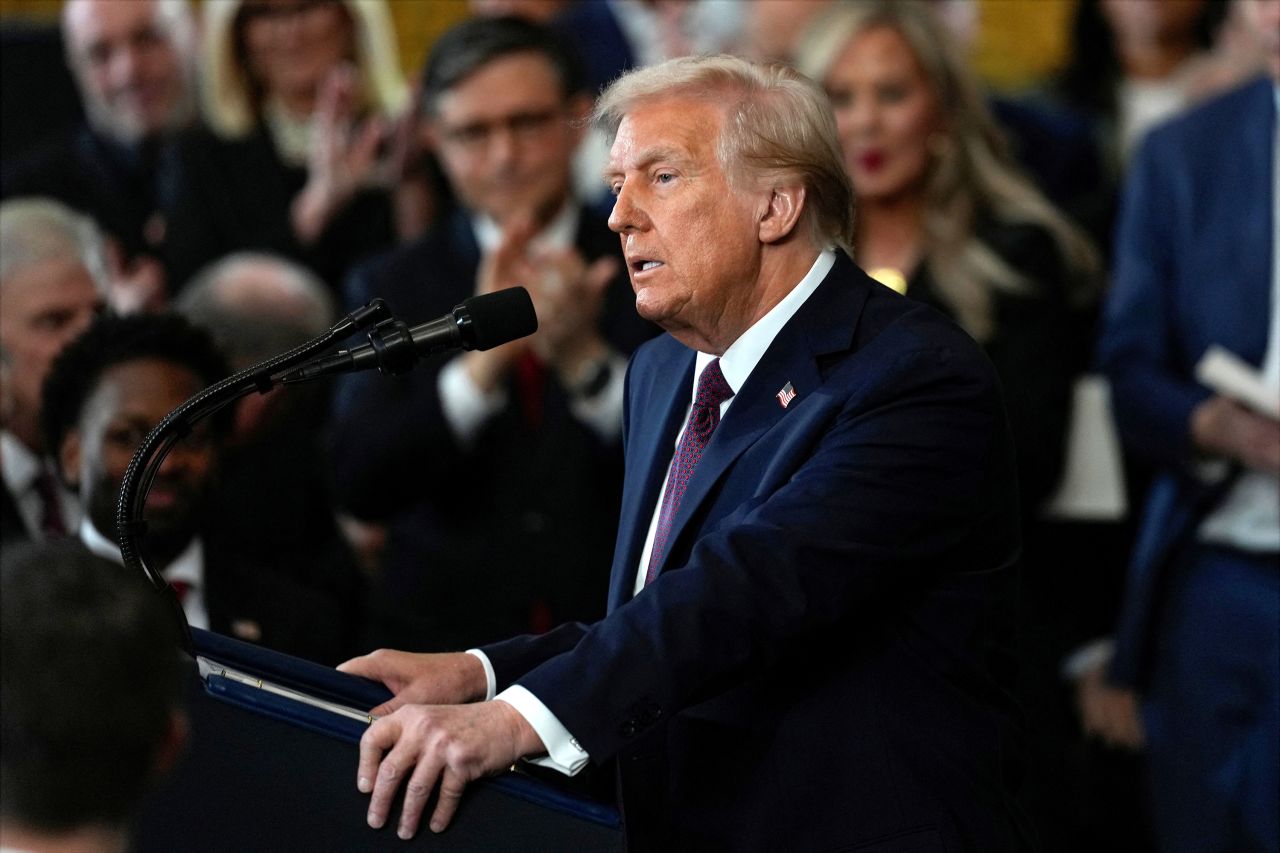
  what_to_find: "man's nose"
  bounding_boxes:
[607,183,645,234]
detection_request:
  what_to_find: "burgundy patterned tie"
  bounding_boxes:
[645,358,734,586]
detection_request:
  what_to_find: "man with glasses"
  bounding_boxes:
[332,16,655,653]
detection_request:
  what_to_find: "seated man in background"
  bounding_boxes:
[0,198,107,546]
[40,312,356,664]
[0,539,188,853]
[332,16,656,652]
[0,0,199,310]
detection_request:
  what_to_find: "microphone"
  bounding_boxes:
[283,287,538,382]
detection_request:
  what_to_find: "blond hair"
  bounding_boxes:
[0,198,109,293]
[798,0,1099,342]
[200,0,407,139]
[594,54,855,255]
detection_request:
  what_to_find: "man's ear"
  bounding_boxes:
[758,184,807,244]
[58,430,81,490]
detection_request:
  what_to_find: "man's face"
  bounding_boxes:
[63,0,190,143]
[0,260,104,448]
[605,96,769,352]
[1240,0,1280,79]
[430,51,583,226]
[61,359,215,550]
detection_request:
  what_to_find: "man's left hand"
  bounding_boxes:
[357,700,544,839]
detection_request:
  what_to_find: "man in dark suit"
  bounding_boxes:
[0,0,197,310]
[331,17,655,652]
[40,312,355,665]
[1090,7,1280,847]
[0,198,107,547]
[339,55,1029,850]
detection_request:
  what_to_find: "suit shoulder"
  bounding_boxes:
[1139,77,1271,157]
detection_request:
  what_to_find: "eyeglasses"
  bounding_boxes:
[438,108,565,154]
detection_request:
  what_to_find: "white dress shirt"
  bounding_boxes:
[80,519,210,630]
[472,250,835,775]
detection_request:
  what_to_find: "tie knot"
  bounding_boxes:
[694,358,734,410]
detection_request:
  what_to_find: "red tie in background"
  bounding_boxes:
[169,580,191,604]
[645,359,734,586]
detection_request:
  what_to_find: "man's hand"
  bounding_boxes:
[337,650,487,715]
[525,249,617,383]
[356,700,544,839]
[292,64,386,245]
[1076,662,1145,750]
[1191,395,1280,475]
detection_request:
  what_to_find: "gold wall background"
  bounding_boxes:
[0,0,1076,91]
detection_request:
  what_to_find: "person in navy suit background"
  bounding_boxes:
[1089,2,1280,849]
[340,54,1029,850]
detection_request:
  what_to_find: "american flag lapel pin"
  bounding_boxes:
[776,381,797,409]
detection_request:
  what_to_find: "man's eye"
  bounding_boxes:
[655,173,675,184]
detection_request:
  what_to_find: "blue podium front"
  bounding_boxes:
[133,629,622,852]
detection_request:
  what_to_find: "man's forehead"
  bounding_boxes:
[65,0,163,45]
[433,53,564,122]
[607,100,722,169]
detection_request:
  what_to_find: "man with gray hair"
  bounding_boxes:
[0,0,197,309]
[0,197,106,545]
[341,54,1028,850]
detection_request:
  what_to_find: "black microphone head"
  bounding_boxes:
[455,287,538,351]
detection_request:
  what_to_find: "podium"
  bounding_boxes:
[134,629,623,852]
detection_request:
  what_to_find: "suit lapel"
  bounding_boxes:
[608,345,695,611]
[645,255,872,581]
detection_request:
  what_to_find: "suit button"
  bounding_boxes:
[618,721,637,738]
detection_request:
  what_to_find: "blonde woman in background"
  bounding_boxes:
[163,0,409,293]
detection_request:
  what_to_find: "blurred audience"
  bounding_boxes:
[0,0,197,313]
[40,312,357,664]
[176,251,367,639]
[0,198,107,547]
[1054,0,1229,172]
[1090,0,1279,848]
[332,16,656,651]
[0,539,189,853]
[163,0,410,294]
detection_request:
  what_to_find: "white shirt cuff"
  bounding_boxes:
[1060,637,1115,682]
[464,649,497,701]
[495,684,590,776]
[566,353,627,442]
[439,357,507,445]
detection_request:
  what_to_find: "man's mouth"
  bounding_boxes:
[632,259,664,273]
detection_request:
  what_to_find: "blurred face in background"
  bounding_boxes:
[1239,0,1280,79]
[0,261,103,450]
[1100,0,1205,48]
[824,25,943,206]
[63,0,193,143]
[238,0,354,111]
[61,359,215,552]
[429,51,584,227]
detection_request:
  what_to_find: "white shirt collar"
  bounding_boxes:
[472,201,580,256]
[694,250,835,398]
[79,517,203,586]
[0,429,41,495]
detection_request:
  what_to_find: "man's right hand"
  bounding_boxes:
[338,650,488,716]
[1191,394,1280,475]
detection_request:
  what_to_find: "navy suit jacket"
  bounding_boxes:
[483,254,1029,851]
[1097,78,1275,687]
